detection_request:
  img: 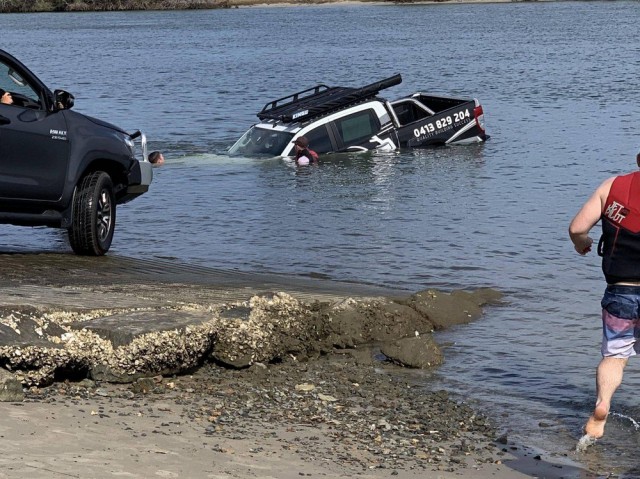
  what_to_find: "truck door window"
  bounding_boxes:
[0,61,41,109]
[333,110,380,145]
[303,124,333,153]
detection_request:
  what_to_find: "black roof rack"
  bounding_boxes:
[257,74,402,123]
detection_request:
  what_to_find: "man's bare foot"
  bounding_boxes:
[584,403,608,439]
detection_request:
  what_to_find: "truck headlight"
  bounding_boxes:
[124,136,135,155]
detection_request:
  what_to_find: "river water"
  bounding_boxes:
[1,1,640,476]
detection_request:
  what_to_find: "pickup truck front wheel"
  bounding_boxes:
[68,171,116,256]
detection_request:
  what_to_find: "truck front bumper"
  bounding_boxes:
[120,159,153,203]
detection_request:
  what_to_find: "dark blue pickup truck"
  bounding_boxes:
[0,49,152,255]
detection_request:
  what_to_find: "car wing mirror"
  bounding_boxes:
[54,89,74,110]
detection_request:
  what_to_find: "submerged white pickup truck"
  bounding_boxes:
[229,74,488,157]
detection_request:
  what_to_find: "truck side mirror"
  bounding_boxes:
[54,89,74,110]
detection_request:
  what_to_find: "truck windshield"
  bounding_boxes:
[229,126,294,157]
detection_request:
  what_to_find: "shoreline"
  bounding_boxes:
[0,253,589,478]
[0,0,560,13]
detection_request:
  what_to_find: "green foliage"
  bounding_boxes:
[0,0,226,12]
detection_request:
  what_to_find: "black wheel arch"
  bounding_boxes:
[75,159,130,202]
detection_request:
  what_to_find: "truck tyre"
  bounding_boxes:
[68,171,116,256]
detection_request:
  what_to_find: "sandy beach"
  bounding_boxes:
[0,253,587,478]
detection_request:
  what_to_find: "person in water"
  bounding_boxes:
[569,150,640,441]
[148,151,165,166]
[291,136,318,166]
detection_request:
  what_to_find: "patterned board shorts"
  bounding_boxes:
[601,285,640,358]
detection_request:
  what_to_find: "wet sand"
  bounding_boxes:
[0,253,585,478]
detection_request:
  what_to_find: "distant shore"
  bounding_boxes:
[0,0,552,13]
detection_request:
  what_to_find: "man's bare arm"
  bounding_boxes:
[569,177,615,255]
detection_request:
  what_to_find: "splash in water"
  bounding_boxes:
[576,412,640,452]
[575,434,597,453]
[610,411,640,430]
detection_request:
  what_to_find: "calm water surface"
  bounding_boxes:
[2,1,640,476]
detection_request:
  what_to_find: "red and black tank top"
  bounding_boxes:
[600,171,640,283]
[296,148,318,163]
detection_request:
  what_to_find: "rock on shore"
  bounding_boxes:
[0,287,501,386]
[22,351,503,475]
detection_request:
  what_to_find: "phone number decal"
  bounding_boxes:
[413,109,471,138]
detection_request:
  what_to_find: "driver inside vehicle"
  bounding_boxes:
[0,88,13,105]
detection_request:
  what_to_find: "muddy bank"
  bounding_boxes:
[0,254,501,386]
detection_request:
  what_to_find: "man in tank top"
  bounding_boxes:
[291,136,318,166]
[569,151,640,442]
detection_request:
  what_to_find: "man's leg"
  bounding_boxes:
[584,356,628,438]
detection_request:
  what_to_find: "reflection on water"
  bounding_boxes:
[1,1,640,476]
